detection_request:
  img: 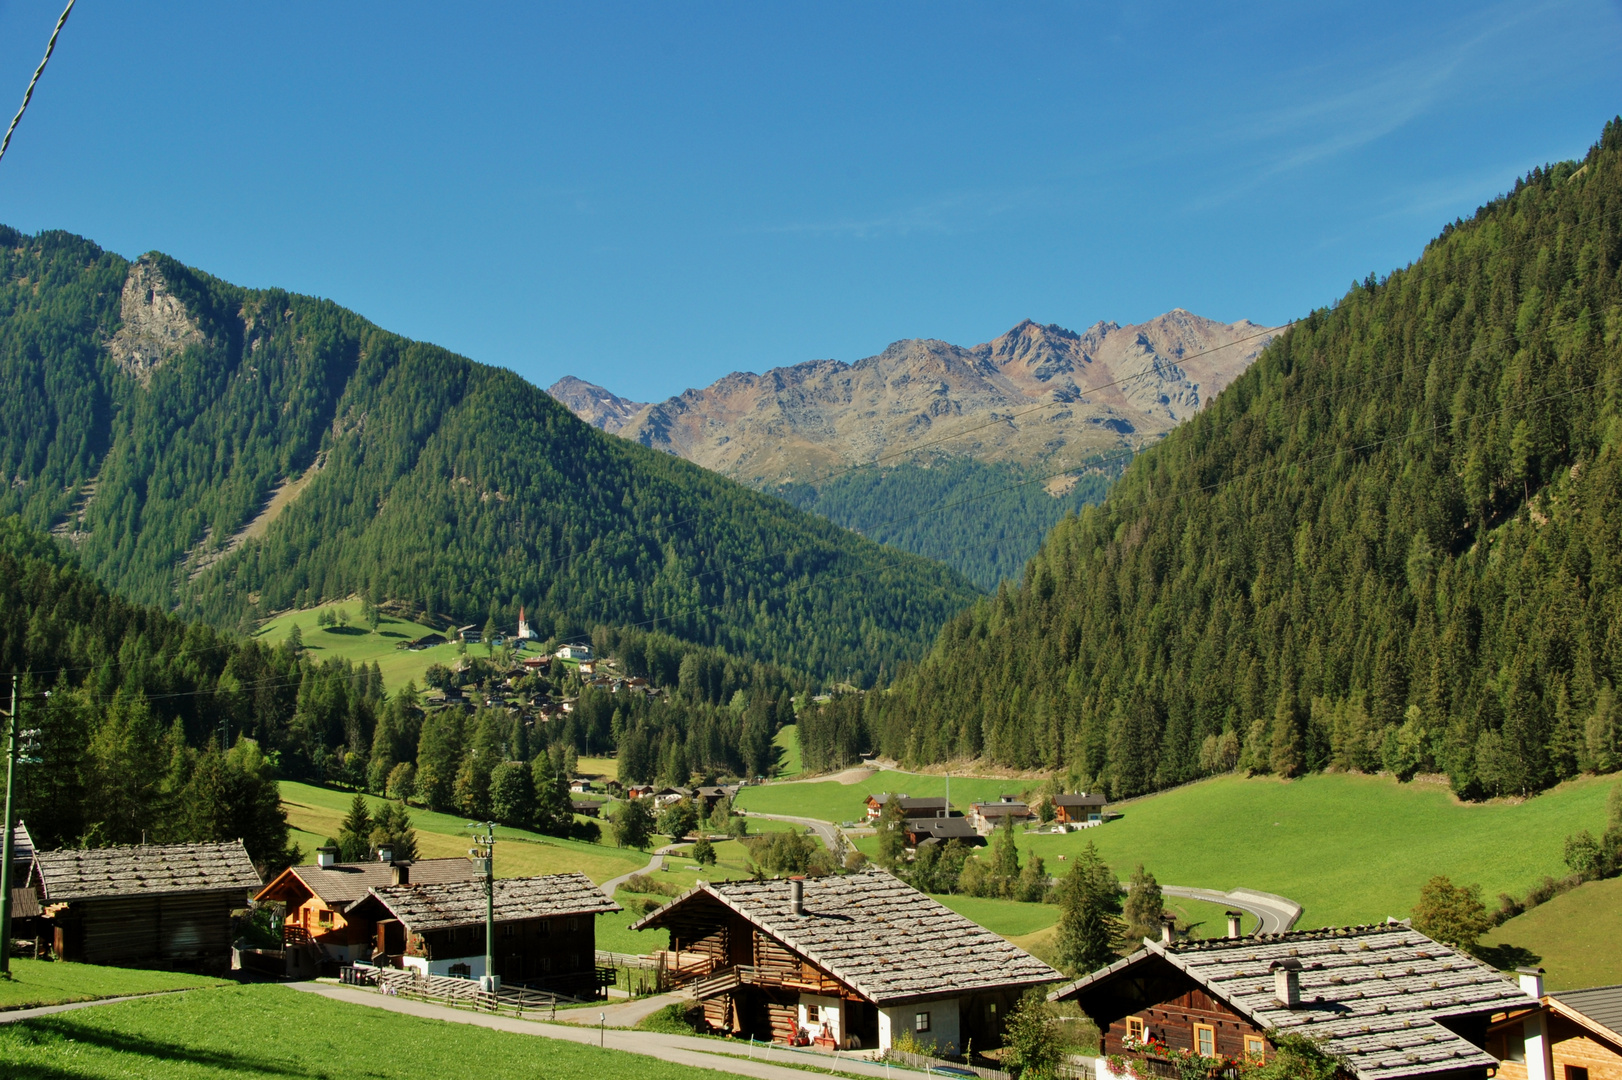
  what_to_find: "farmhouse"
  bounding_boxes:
[696,785,741,813]
[555,643,592,660]
[969,797,1035,835]
[631,870,1059,1052]
[864,794,949,823]
[253,852,479,965]
[571,798,606,818]
[1488,971,1622,1080]
[346,871,619,994]
[32,841,262,971]
[1050,921,1535,1080]
[903,816,985,848]
[1052,792,1108,824]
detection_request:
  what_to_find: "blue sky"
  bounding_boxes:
[0,2,1618,401]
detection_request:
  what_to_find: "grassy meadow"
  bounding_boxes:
[255,601,515,691]
[1479,876,1622,989]
[736,769,1036,823]
[280,781,647,884]
[772,723,803,777]
[0,982,738,1080]
[0,959,227,1012]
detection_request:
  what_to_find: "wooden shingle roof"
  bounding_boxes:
[1052,923,1534,1080]
[631,869,1060,1006]
[363,872,620,932]
[258,857,480,911]
[35,841,262,902]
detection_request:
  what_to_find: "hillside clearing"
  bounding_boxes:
[1478,876,1622,989]
[736,769,1036,823]
[255,602,465,691]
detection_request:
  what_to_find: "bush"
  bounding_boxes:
[622,873,678,896]
[635,1003,703,1034]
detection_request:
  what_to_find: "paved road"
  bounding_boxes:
[599,853,664,898]
[1159,885,1302,935]
[292,982,917,1080]
[739,812,839,852]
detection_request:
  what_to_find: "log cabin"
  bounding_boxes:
[631,869,1060,1054]
[1051,792,1108,825]
[32,841,262,972]
[346,871,619,996]
[1049,921,1536,1080]
[1487,971,1622,1080]
[253,850,479,965]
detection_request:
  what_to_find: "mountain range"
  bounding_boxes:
[0,228,979,683]
[549,310,1282,488]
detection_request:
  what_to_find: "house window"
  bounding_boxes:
[503,923,518,938]
[1125,1017,1145,1044]
[914,1012,931,1033]
[1193,1024,1215,1058]
[318,910,333,925]
[1565,1069,1589,1080]
[806,1005,820,1023]
[1504,1030,1526,1063]
[1243,1035,1267,1062]
[448,962,471,978]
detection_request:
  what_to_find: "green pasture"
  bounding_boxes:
[0,959,227,1012]
[256,601,474,691]
[1479,876,1622,990]
[772,724,803,777]
[735,769,1036,823]
[279,781,646,884]
[0,982,738,1080]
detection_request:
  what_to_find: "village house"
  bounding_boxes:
[1487,970,1622,1080]
[253,850,480,968]
[864,794,949,823]
[571,798,606,818]
[654,786,694,809]
[696,785,741,814]
[903,816,985,848]
[631,870,1059,1053]
[556,643,592,661]
[569,778,595,793]
[1050,921,1535,1080]
[345,872,619,995]
[1052,792,1109,825]
[31,841,263,971]
[458,624,481,643]
[969,797,1035,835]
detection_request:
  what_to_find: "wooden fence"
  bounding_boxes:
[368,967,567,1018]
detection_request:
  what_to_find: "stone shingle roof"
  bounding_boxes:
[631,869,1060,1006]
[266,858,480,911]
[364,872,620,932]
[1052,793,1107,807]
[1051,923,1534,1080]
[1553,984,1622,1042]
[35,841,262,902]
[905,817,982,843]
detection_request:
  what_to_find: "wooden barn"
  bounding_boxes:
[346,872,619,996]
[32,841,263,972]
[1050,922,1536,1080]
[253,852,479,966]
[631,869,1059,1053]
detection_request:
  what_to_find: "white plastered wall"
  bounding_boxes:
[877,998,960,1055]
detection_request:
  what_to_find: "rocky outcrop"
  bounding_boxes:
[545,376,647,433]
[553,311,1283,487]
[107,257,203,385]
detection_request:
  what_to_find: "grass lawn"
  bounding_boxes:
[736,769,1035,824]
[576,756,617,781]
[0,982,739,1080]
[0,960,227,1012]
[772,724,803,778]
[256,602,505,692]
[280,781,647,884]
[1010,772,1622,929]
[1478,876,1622,990]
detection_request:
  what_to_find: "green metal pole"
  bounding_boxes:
[0,675,19,977]
[484,825,494,984]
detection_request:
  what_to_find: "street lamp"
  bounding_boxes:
[467,821,497,993]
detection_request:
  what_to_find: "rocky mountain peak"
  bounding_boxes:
[107,256,204,386]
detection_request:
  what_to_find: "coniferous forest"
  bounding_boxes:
[0,232,979,686]
[816,120,1622,801]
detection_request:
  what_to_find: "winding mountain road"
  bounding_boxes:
[738,812,839,852]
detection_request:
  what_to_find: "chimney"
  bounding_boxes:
[1160,915,1175,944]
[789,877,804,916]
[1517,966,1545,1000]
[1226,911,1243,939]
[1271,959,1303,1009]
[377,845,393,864]
[316,845,338,868]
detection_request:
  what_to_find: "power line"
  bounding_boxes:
[0,0,75,169]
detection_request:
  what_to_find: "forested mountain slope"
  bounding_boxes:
[859,119,1622,800]
[0,229,978,683]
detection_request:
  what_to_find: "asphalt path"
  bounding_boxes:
[1159,885,1302,935]
[738,811,839,852]
[598,853,664,898]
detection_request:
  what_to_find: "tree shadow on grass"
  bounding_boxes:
[1475,942,1542,971]
[18,1016,319,1077]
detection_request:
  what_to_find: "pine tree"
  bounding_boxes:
[1054,842,1121,976]
[368,801,418,862]
[337,792,374,861]
[489,760,535,827]
[1123,863,1163,944]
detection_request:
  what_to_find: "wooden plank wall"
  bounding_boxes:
[63,891,239,968]
[1105,987,1264,1060]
